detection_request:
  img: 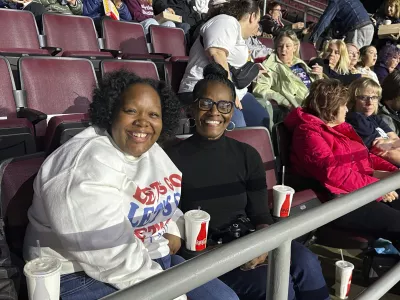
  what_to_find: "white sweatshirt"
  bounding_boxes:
[23,126,185,293]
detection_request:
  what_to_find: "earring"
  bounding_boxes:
[185,118,196,128]
[225,121,236,131]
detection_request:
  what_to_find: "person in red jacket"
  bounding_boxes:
[284,78,400,243]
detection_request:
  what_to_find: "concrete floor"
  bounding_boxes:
[310,244,400,300]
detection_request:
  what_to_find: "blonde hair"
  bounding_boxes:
[387,0,400,19]
[348,77,382,114]
[275,30,300,58]
[320,39,350,75]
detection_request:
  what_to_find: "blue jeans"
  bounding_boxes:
[60,254,238,300]
[218,241,329,300]
[231,107,246,128]
[241,92,270,128]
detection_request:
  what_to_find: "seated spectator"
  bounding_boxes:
[153,0,198,31]
[0,0,46,29]
[82,0,132,24]
[379,70,400,134]
[32,0,82,14]
[309,0,373,49]
[166,63,330,300]
[246,25,273,63]
[346,43,360,74]
[310,39,360,85]
[374,44,400,84]
[346,77,400,166]
[23,70,238,300]
[284,79,400,244]
[179,0,270,129]
[372,0,400,50]
[253,30,323,122]
[357,45,380,84]
[259,1,305,38]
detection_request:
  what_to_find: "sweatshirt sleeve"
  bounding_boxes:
[40,162,164,290]
[309,0,338,43]
[69,0,83,15]
[125,0,152,21]
[82,0,100,16]
[118,2,132,21]
[244,145,274,226]
[292,127,380,193]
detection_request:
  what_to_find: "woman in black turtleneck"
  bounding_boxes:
[165,63,329,300]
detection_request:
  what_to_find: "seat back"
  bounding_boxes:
[0,9,41,50]
[19,57,96,115]
[101,60,159,80]
[258,38,274,49]
[150,26,186,56]
[165,58,188,94]
[102,19,149,55]
[300,42,317,63]
[0,153,45,257]
[225,127,277,202]
[0,57,17,118]
[43,13,100,53]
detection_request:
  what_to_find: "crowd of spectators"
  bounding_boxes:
[1,0,399,298]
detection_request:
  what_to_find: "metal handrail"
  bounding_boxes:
[103,172,400,300]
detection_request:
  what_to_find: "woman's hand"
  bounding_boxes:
[163,233,182,255]
[235,96,242,110]
[67,0,77,5]
[382,191,398,202]
[372,138,393,153]
[292,22,305,30]
[311,63,323,79]
[241,253,268,270]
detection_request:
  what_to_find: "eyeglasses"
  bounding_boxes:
[356,95,381,102]
[196,98,234,114]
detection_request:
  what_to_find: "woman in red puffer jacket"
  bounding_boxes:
[284,78,400,243]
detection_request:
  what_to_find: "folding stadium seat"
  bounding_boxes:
[300,42,318,64]
[274,122,371,249]
[101,19,166,61]
[42,13,114,59]
[0,9,59,57]
[18,57,97,141]
[100,60,159,80]
[258,38,274,49]
[0,57,36,160]
[44,114,90,155]
[150,26,187,58]
[165,58,188,94]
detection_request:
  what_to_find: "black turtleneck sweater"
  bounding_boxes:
[165,133,273,229]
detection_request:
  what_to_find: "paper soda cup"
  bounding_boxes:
[272,185,295,217]
[184,210,210,251]
[24,257,62,300]
[335,260,354,299]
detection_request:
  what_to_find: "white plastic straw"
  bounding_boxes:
[282,166,285,186]
[36,240,42,259]
[340,249,344,262]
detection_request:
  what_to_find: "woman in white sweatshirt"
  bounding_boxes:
[23,70,238,300]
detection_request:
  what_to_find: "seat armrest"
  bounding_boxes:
[101,49,122,58]
[41,46,62,56]
[17,107,47,125]
[152,52,172,59]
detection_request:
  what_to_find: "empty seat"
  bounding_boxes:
[150,26,187,57]
[0,57,18,118]
[300,42,317,63]
[44,113,90,154]
[101,60,159,80]
[258,38,274,49]
[18,57,97,137]
[0,9,50,56]
[42,13,113,58]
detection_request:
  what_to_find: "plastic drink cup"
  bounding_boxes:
[384,20,392,25]
[24,257,62,300]
[272,185,295,217]
[184,210,210,251]
[335,260,354,299]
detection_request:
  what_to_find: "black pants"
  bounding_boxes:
[332,199,400,243]
[23,2,46,32]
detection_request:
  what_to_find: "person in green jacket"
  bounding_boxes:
[253,30,323,123]
[32,0,82,14]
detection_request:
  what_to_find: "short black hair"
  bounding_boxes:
[192,63,236,101]
[220,0,262,21]
[89,69,181,141]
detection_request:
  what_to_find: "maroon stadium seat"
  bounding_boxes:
[42,13,113,58]
[150,26,187,57]
[165,57,188,94]
[300,42,317,64]
[258,38,274,49]
[0,57,18,118]
[44,113,90,154]
[0,9,50,56]
[101,60,159,80]
[18,57,97,137]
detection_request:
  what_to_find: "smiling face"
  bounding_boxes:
[386,1,398,17]
[277,36,296,65]
[194,81,234,140]
[111,83,162,157]
[346,44,359,67]
[362,46,377,68]
[355,86,380,117]
[326,43,341,69]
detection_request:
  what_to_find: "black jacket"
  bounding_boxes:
[153,0,200,26]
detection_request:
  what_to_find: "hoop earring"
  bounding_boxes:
[225,121,235,131]
[185,118,196,128]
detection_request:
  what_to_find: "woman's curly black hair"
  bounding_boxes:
[89,69,181,141]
